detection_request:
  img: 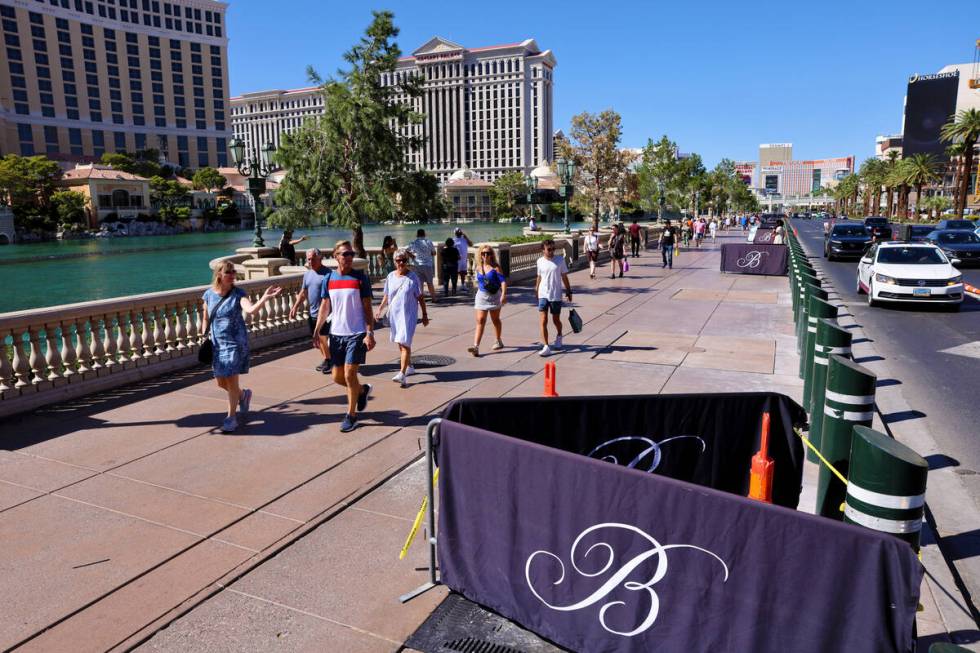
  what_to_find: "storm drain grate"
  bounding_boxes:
[410,354,457,369]
[404,593,567,653]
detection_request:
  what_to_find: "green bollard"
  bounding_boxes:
[816,355,876,519]
[807,319,853,463]
[845,425,928,550]
[802,296,839,409]
[796,280,826,362]
[928,645,974,653]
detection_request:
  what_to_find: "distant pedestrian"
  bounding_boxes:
[311,240,375,433]
[628,218,642,257]
[528,216,538,231]
[694,218,706,247]
[202,261,282,433]
[277,230,308,265]
[535,239,572,356]
[467,245,508,357]
[584,225,601,279]
[376,248,428,387]
[609,224,626,278]
[441,237,460,296]
[288,247,331,374]
[453,228,474,290]
[379,235,398,276]
[659,219,677,269]
[709,218,718,241]
[407,228,437,302]
[773,219,786,245]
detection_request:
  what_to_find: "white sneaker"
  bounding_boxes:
[539,344,553,357]
[553,335,563,350]
[492,340,504,351]
[392,371,406,384]
[405,366,417,376]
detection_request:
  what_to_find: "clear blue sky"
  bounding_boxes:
[228,0,979,167]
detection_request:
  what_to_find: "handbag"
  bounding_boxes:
[481,267,502,294]
[198,290,234,364]
[623,258,630,272]
[673,244,681,257]
[568,308,583,334]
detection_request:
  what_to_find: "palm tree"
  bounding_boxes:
[859,158,888,216]
[904,153,941,219]
[886,159,914,221]
[945,142,969,207]
[940,108,980,217]
[883,151,900,218]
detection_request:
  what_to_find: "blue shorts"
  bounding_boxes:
[329,333,367,366]
[537,298,563,315]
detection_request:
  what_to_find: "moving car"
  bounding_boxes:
[897,223,936,242]
[925,229,980,265]
[856,242,963,310]
[863,216,893,241]
[824,222,872,260]
[934,219,976,231]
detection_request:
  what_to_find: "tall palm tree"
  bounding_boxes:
[904,153,941,219]
[883,151,900,218]
[945,142,969,206]
[940,108,980,217]
[886,159,914,221]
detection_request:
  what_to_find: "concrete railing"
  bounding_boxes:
[0,274,307,418]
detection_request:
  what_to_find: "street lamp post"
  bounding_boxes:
[657,180,666,223]
[556,158,576,234]
[229,138,279,248]
[524,174,539,226]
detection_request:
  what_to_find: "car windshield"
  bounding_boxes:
[911,226,934,234]
[938,232,980,244]
[865,218,888,225]
[833,226,866,236]
[943,221,974,229]
[877,247,945,264]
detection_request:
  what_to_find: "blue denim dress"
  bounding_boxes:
[203,287,250,377]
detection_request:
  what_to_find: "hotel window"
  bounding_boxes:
[135,133,146,150]
[69,128,83,155]
[114,131,126,150]
[44,126,59,153]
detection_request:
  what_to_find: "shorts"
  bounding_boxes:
[586,250,598,262]
[612,251,625,260]
[307,316,330,337]
[537,298,563,315]
[413,264,434,284]
[329,333,367,366]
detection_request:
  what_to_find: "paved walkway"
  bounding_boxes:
[0,231,967,651]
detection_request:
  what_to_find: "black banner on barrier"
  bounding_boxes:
[720,243,789,276]
[437,418,922,653]
[442,393,807,508]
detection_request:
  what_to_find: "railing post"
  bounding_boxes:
[0,334,14,394]
[128,310,144,363]
[75,319,92,374]
[163,305,177,352]
[11,331,29,388]
[174,303,188,350]
[28,326,48,385]
[152,307,166,356]
[44,323,63,381]
[60,321,77,379]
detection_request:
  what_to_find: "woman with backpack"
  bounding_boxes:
[467,245,507,357]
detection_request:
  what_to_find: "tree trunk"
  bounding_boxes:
[958,142,975,217]
[352,223,366,258]
[886,187,894,218]
[914,184,923,221]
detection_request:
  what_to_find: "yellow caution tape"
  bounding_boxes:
[795,429,848,485]
[399,467,439,560]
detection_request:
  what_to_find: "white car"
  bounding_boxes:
[856,242,963,310]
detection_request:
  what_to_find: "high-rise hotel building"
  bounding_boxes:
[0,0,231,169]
[231,37,556,183]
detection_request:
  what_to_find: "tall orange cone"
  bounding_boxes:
[543,362,559,397]
[748,412,774,503]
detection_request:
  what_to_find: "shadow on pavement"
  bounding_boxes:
[926,454,960,471]
[882,409,928,424]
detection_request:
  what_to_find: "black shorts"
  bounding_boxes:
[308,316,330,337]
[587,250,598,262]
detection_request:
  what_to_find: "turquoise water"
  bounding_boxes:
[0,221,594,312]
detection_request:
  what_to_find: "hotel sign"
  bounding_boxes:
[761,166,783,173]
[909,71,959,84]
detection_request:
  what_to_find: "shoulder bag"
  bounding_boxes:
[198,290,234,364]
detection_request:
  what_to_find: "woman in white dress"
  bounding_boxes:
[376,249,429,387]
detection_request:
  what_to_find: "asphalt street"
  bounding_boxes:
[793,219,980,506]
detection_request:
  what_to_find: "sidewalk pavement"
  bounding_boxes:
[0,231,970,651]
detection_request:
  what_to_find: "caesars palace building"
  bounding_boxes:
[231,37,556,184]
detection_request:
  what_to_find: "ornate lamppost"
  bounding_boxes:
[525,173,539,224]
[229,138,278,248]
[556,158,576,234]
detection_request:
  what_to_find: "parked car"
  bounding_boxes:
[856,242,963,310]
[897,223,936,242]
[925,229,980,265]
[934,219,976,231]
[824,222,872,260]
[863,216,893,241]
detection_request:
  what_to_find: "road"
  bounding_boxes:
[793,219,980,496]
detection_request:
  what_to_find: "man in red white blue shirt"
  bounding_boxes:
[312,240,375,432]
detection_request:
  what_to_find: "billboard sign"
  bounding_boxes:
[765,175,779,193]
[902,71,959,160]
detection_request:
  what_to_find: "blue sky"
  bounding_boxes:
[228,0,979,167]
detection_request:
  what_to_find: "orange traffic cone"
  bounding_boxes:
[543,362,559,397]
[748,412,774,503]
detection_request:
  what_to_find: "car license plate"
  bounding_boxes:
[913,288,930,296]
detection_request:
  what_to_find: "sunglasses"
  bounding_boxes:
[395,258,408,263]
[222,271,236,276]
[480,252,492,256]
[339,251,354,258]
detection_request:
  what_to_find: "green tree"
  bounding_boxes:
[489,171,528,219]
[636,135,680,216]
[50,190,89,228]
[903,153,941,217]
[192,167,227,196]
[567,109,629,228]
[149,176,191,223]
[396,170,446,222]
[271,11,423,256]
[0,154,63,232]
[940,108,980,217]
[100,151,165,178]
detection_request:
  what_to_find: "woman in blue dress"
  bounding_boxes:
[201,261,282,432]
[375,248,429,388]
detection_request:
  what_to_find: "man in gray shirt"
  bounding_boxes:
[407,228,437,302]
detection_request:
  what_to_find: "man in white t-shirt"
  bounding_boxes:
[534,239,572,356]
[452,227,473,290]
[407,228,437,302]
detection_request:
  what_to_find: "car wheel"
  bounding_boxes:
[823,248,828,258]
[867,281,876,307]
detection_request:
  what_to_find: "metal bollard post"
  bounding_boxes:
[801,295,838,396]
[845,425,928,550]
[816,355,876,519]
[807,319,853,463]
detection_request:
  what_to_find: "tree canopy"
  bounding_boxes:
[192,167,227,194]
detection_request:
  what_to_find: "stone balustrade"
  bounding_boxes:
[0,274,306,418]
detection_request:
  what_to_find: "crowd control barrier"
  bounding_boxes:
[807,319,853,463]
[416,394,921,653]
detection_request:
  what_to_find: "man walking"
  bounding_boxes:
[312,240,375,433]
[452,227,474,290]
[628,218,642,258]
[659,220,677,269]
[289,247,331,374]
[535,239,572,356]
[407,228,437,302]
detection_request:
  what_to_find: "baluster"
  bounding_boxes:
[90,317,105,370]
[186,300,201,345]
[152,306,166,355]
[141,305,156,358]
[128,310,143,362]
[163,304,177,351]
[103,314,117,369]
[0,333,15,393]
[115,312,129,364]
[11,331,30,388]
[260,291,272,332]
[28,327,48,384]
[44,324,63,381]
[75,318,92,373]
[271,291,284,328]
[174,303,188,349]
[60,321,77,378]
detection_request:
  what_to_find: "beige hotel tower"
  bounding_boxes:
[0,0,231,168]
